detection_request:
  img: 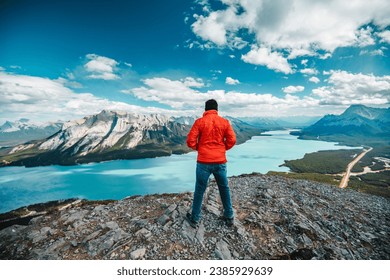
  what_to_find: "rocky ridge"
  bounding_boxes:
[0,174,389,260]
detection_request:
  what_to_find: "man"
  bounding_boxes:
[186,99,236,228]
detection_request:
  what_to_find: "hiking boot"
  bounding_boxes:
[224,217,234,227]
[186,213,198,228]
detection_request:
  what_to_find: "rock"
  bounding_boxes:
[165,204,177,215]
[289,248,316,260]
[87,228,128,257]
[181,223,197,242]
[245,212,257,223]
[46,238,67,254]
[157,214,170,226]
[195,223,205,245]
[130,248,146,260]
[135,228,152,238]
[104,221,119,230]
[83,230,102,243]
[133,218,149,227]
[301,234,313,247]
[206,204,220,216]
[61,210,88,225]
[284,236,298,253]
[215,239,232,260]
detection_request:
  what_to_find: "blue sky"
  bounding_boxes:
[1,0,390,123]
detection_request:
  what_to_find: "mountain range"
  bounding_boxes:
[293,105,390,145]
[0,110,261,167]
[0,115,319,148]
[239,116,321,129]
[1,105,389,167]
[0,119,62,147]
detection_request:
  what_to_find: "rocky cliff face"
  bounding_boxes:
[0,174,389,260]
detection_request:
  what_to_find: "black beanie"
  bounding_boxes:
[205,99,218,111]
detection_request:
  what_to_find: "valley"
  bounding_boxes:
[277,105,390,197]
[276,145,390,198]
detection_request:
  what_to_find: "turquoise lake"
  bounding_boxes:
[0,130,359,213]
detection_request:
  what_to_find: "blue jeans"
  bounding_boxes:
[191,163,234,222]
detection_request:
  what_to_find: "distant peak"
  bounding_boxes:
[341,104,384,120]
[344,104,368,112]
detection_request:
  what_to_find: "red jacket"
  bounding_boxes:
[186,110,236,164]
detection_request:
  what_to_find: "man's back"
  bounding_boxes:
[186,109,236,164]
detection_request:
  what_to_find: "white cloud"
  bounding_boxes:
[181,77,205,88]
[301,59,308,66]
[355,26,376,47]
[191,0,390,70]
[192,12,227,46]
[124,76,322,117]
[319,53,332,60]
[226,77,240,85]
[84,54,120,80]
[87,72,119,80]
[359,49,385,56]
[378,30,390,44]
[3,68,388,123]
[229,36,249,49]
[309,77,320,84]
[241,46,293,74]
[0,72,159,123]
[123,77,206,109]
[282,85,305,94]
[300,68,319,75]
[55,77,83,89]
[312,70,390,105]
[125,71,390,117]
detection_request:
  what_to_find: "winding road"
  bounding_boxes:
[339,147,373,189]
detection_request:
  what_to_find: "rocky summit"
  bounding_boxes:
[0,174,389,260]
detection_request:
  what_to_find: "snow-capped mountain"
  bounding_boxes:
[295,105,390,145]
[37,110,180,156]
[0,119,63,146]
[1,110,261,167]
[340,104,387,120]
[172,116,197,126]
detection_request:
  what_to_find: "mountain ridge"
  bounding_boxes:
[293,105,390,145]
[0,119,63,147]
[0,110,263,167]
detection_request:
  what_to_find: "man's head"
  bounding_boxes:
[205,99,218,111]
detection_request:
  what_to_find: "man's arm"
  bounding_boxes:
[224,122,236,150]
[186,120,200,150]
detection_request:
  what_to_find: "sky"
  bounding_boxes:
[1,0,390,123]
